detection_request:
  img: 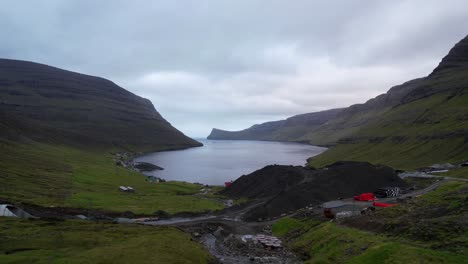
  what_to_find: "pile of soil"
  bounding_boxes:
[220,165,309,199]
[222,161,408,221]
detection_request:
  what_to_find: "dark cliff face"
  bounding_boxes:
[431,35,468,75]
[0,59,201,151]
[207,108,343,141]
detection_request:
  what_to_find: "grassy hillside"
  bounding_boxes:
[273,219,464,263]
[365,181,468,251]
[0,218,212,264]
[208,36,468,170]
[0,59,218,263]
[272,181,468,263]
[306,35,468,169]
[0,58,201,151]
[0,140,222,214]
[207,108,342,142]
[440,167,468,179]
[0,59,215,214]
[310,88,468,169]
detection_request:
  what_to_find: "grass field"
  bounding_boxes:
[273,218,465,264]
[0,218,212,264]
[0,140,223,214]
[439,167,468,179]
[372,181,468,252]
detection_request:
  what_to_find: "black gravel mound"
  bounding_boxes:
[220,165,310,199]
[222,161,408,221]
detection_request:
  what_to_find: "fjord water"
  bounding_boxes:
[135,139,326,185]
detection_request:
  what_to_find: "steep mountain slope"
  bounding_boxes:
[310,35,468,169]
[0,59,201,151]
[300,78,426,145]
[0,59,213,211]
[207,108,343,143]
[209,35,468,169]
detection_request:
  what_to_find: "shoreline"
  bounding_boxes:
[130,139,327,185]
[203,137,332,148]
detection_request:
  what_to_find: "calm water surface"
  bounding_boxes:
[135,139,326,185]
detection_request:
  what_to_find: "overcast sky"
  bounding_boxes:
[1,1,467,137]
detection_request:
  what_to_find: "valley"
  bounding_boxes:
[0,30,467,264]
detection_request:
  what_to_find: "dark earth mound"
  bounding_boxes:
[221,161,408,221]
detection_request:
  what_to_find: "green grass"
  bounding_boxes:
[439,167,468,179]
[403,177,438,189]
[0,218,212,264]
[366,181,467,253]
[272,217,319,237]
[273,219,465,264]
[309,91,468,170]
[0,141,223,214]
[309,138,467,170]
[348,242,464,264]
[417,181,467,206]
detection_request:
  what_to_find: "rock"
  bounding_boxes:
[213,226,224,238]
[133,162,164,172]
[75,215,87,220]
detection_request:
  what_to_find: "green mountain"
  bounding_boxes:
[209,35,468,169]
[207,108,343,143]
[311,35,468,169]
[0,58,201,152]
[0,59,217,212]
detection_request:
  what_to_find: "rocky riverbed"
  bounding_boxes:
[178,220,301,264]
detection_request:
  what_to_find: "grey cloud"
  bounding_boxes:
[1,0,467,136]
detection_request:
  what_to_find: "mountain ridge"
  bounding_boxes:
[207,108,343,143]
[208,35,468,169]
[0,58,201,151]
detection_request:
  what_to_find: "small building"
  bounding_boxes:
[323,201,344,218]
[430,163,456,170]
[420,163,456,172]
[224,181,232,187]
[119,186,135,193]
[0,204,34,218]
[323,201,363,219]
[335,210,362,219]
